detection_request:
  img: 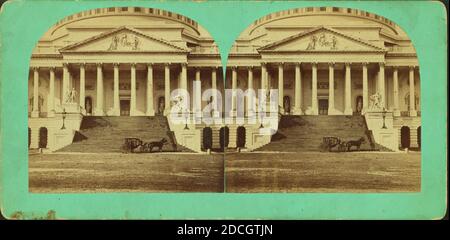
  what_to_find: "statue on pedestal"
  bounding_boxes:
[369,92,384,111]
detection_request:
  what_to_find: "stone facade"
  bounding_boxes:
[28,6,421,151]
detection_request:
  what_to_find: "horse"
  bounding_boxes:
[142,138,168,153]
[122,138,143,153]
[345,137,366,151]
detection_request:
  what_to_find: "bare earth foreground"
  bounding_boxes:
[29,152,420,193]
[29,153,224,193]
[226,152,421,192]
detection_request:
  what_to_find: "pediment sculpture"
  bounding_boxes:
[108,33,140,51]
[306,33,338,50]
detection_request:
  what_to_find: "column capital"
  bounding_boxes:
[130,62,137,67]
[49,66,56,71]
[211,65,219,70]
[361,62,369,66]
[230,66,237,70]
[247,66,254,70]
[295,62,302,67]
[278,62,285,67]
[409,65,416,70]
[379,62,385,67]
[113,63,120,67]
[261,62,267,66]
[164,62,171,67]
[62,63,69,68]
[311,62,318,67]
[31,66,39,71]
[96,62,103,67]
[180,62,187,67]
[328,62,335,67]
[146,63,153,67]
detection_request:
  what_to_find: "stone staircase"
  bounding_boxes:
[256,115,379,152]
[58,116,191,153]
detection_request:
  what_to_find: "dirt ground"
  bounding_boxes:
[29,151,420,193]
[225,152,421,193]
[29,153,224,193]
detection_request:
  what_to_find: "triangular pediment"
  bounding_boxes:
[60,26,190,53]
[258,27,385,52]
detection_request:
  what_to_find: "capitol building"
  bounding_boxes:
[28,6,421,153]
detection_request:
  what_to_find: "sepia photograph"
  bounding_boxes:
[27,6,421,194]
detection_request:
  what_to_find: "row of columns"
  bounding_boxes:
[30,63,418,117]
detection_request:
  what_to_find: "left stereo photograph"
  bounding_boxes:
[28,7,225,193]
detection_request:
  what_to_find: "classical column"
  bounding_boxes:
[130,63,137,116]
[409,66,417,116]
[194,68,201,114]
[164,63,171,115]
[113,63,120,116]
[231,66,237,115]
[146,64,155,116]
[378,62,386,109]
[362,62,368,114]
[48,67,55,117]
[180,63,187,90]
[247,66,254,115]
[261,62,266,90]
[31,67,40,118]
[293,62,303,115]
[79,63,86,115]
[393,66,400,116]
[278,63,284,113]
[344,62,353,115]
[211,66,218,115]
[311,62,318,115]
[94,63,104,116]
[328,62,335,115]
[62,63,69,104]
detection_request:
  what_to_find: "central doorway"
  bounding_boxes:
[120,99,130,116]
[318,99,329,115]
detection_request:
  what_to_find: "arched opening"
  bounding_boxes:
[236,126,246,148]
[38,127,48,149]
[417,126,421,150]
[400,126,410,149]
[356,95,363,115]
[158,96,165,115]
[85,96,93,115]
[28,127,31,149]
[283,96,291,114]
[202,127,213,151]
[219,126,229,151]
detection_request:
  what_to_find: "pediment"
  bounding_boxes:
[60,27,190,53]
[259,27,385,52]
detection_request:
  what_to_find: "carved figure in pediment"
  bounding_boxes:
[108,35,119,50]
[133,36,140,50]
[331,36,337,50]
[306,35,317,50]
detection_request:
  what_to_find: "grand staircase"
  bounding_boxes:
[257,115,380,152]
[58,116,191,153]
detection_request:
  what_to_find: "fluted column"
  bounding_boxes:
[393,66,400,116]
[130,63,137,116]
[211,66,218,115]
[247,66,254,115]
[113,63,120,116]
[94,63,104,116]
[164,63,171,115]
[79,64,86,115]
[409,66,417,116]
[194,68,201,114]
[293,62,303,115]
[362,62,368,114]
[278,63,284,113]
[344,62,353,115]
[328,62,335,115]
[261,62,266,90]
[146,64,155,116]
[378,62,386,109]
[31,67,40,118]
[231,66,237,115]
[48,67,55,117]
[311,62,318,115]
[180,63,187,90]
[62,63,69,104]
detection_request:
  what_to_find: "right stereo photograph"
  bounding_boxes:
[224,6,421,193]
